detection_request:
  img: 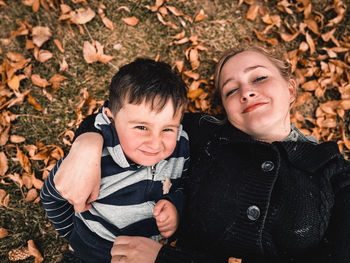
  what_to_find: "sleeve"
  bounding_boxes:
[40,158,75,238]
[325,157,350,263]
[73,113,100,141]
[161,129,190,219]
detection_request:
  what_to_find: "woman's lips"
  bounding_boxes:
[242,102,267,113]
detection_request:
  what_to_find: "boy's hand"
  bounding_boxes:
[54,133,103,212]
[153,199,178,238]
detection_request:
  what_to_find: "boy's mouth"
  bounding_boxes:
[140,150,159,156]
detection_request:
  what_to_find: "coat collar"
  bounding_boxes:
[214,121,341,173]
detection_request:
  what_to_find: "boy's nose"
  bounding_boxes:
[146,134,162,151]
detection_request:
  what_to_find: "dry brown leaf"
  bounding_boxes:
[95,41,115,63]
[301,79,318,91]
[7,173,23,188]
[31,74,50,88]
[0,152,8,176]
[189,49,199,70]
[175,60,184,73]
[31,173,43,189]
[187,88,204,100]
[194,9,207,22]
[305,31,315,54]
[16,146,31,173]
[172,30,186,40]
[340,99,350,110]
[305,18,320,35]
[0,189,8,206]
[10,135,26,143]
[7,52,25,62]
[32,26,52,47]
[60,3,72,14]
[70,7,95,24]
[27,240,43,263]
[0,126,10,146]
[53,39,64,53]
[0,228,8,239]
[25,38,35,50]
[34,49,53,63]
[317,117,337,128]
[83,41,98,63]
[7,75,20,92]
[27,93,44,111]
[122,17,139,26]
[145,0,165,12]
[22,173,33,189]
[156,13,178,29]
[98,8,115,30]
[49,74,67,92]
[184,70,199,80]
[24,188,37,202]
[254,29,278,45]
[8,246,30,261]
[246,5,259,21]
[0,1,8,6]
[319,101,339,115]
[294,92,312,107]
[280,32,299,42]
[173,37,189,45]
[321,28,336,42]
[59,57,69,71]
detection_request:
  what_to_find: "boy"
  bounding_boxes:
[40,58,189,262]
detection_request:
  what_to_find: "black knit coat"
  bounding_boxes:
[156,113,350,263]
[75,113,350,263]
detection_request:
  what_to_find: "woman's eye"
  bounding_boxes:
[226,89,237,97]
[135,126,147,130]
[253,76,267,83]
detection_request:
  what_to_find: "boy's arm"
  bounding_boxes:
[55,114,103,212]
[40,158,75,238]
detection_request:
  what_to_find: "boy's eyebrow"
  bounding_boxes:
[128,121,180,128]
[221,65,267,89]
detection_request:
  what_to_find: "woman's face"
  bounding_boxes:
[219,51,296,141]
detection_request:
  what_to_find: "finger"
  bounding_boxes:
[114,236,132,245]
[74,202,91,213]
[153,201,166,217]
[86,185,100,203]
[160,230,174,238]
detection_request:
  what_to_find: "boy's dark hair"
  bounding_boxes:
[108,58,187,115]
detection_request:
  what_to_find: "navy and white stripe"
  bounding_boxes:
[40,105,189,252]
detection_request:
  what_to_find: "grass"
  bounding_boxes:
[0,0,349,262]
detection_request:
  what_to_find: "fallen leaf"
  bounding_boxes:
[53,39,64,53]
[194,9,207,22]
[280,31,299,42]
[246,5,259,21]
[187,88,204,100]
[31,74,50,88]
[0,228,8,239]
[27,93,44,111]
[34,49,53,63]
[24,188,37,202]
[10,135,26,143]
[0,152,8,176]
[16,146,31,173]
[31,173,43,189]
[301,79,318,91]
[49,74,67,92]
[7,75,20,92]
[59,57,68,71]
[83,41,98,63]
[7,173,23,188]
[32,26,52,47]
[28,240,43,262]
[305,31,315,54]
[122,17,139,26]
[0,126,10,146]
[189,48,199,70]
[98,8,115,30]
[70,7,95,24]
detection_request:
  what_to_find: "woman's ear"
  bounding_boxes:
[288,79,297,105]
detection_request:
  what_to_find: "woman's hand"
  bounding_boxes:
[154,199,178,238]
[54,133,103,212]
[111,236,162,263]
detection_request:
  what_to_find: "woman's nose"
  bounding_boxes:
[240,91,256,103]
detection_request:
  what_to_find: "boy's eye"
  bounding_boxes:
[163,128,174,132]
[253,76,267,83]
[135,126,147,130]
[226,88,238,97]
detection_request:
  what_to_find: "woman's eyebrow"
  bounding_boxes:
[221,65,267,89]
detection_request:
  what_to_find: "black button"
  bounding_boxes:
[247,205,260,221]
[261,161,274,172]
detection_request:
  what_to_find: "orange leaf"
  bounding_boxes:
[172,30,186,40]
[22,173,33,189]
[294,92,312,107]
[60,3,72,14]
[194,9,207,22]
[34,49,53,63]
[49,74,67,92]
[32,26,52,48]
[246,5,259,21]
[187,88,204,100]
[10,135,26,143]
[16,146,31,173]
[83,41,97,63]
[59,57,69,71]
[31,74,50,88]
[24,188,38,202]
[31,173,43,189]
[27,93,44,111]
[122,16,139,26]
[321,28,336,42]
[189,49,199,70]
[304,18,320,35]
[0,126,10,146]
[301,80,318,91]
[7,52,25,62]
[28,239,43,262]
[7,173,23,188]
[184,70,199,80]
[305,31,315,54]
[0,228,8,239]
[0,152,8,176]
[280,32,299,42]
[70,7,95,24]
[7,75,20,92]
[53,39,65,53]
[98,8,115,30]
[340,100,350,110]
[175,60,184,73]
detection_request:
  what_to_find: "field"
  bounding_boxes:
[0,0,349,262]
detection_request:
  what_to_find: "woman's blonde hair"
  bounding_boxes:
[214,46,292,91]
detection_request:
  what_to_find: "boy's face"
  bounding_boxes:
[105,99,183,167]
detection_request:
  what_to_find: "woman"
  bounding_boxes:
[54,46,350,263]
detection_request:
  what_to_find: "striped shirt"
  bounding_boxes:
[40,106,189,261]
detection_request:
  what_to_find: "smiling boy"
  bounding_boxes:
[40,58,189,263]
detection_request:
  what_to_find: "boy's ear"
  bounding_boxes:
[104,107,115,121]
